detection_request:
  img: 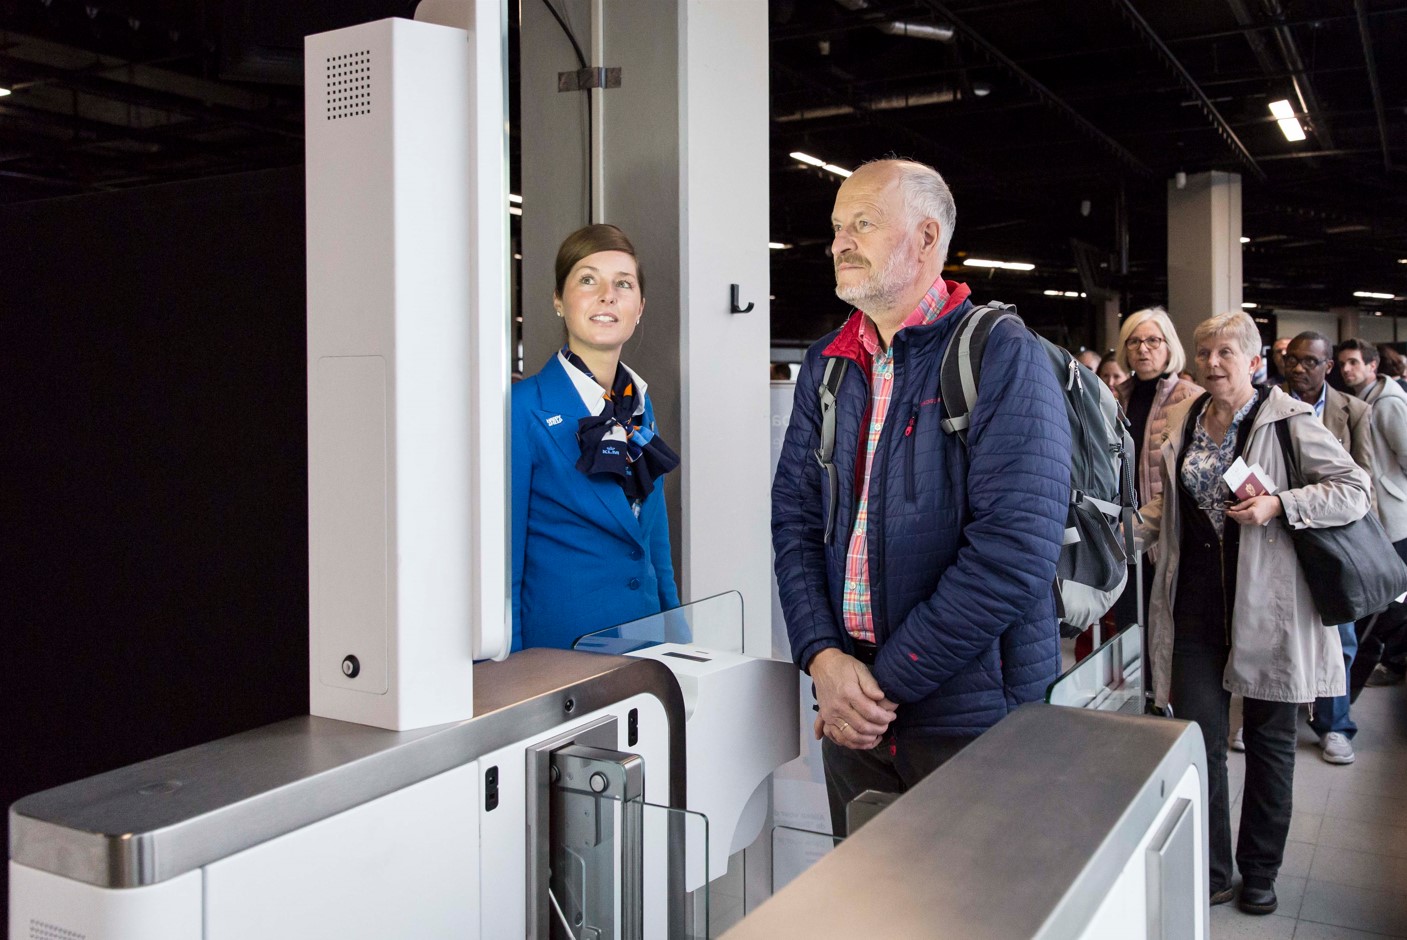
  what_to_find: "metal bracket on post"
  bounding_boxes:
[558,67,622,92]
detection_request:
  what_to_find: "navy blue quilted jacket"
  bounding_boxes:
[772,284,1072,736]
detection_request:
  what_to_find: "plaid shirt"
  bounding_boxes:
[842,278,951,642]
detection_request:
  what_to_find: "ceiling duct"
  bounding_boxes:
[775,86,978,122]
[875,21,955,42]
[833,0,955,42]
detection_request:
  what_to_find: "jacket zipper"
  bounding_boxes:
[904,409,918,502]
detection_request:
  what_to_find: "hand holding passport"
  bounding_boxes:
[1224,457,1278,501]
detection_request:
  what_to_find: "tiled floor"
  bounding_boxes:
[1216,680,1407,938]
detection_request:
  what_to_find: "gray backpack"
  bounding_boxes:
[939,302,1137,632]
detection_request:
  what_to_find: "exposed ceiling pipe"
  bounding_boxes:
[775,86,980,122]
[875,21,955,42]
[915,0,1154,177]
[833,0,955,43]
[1111,0,1265,181]
[1353,0,1392,171]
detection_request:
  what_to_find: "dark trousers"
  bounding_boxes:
[1170,638,1298,891]
[821,730,970,837]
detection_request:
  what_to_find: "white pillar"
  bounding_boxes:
[1167,171,1242,362]
[678,0,772,656]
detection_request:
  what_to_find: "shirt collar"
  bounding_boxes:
[1290,382,1328,418]
[857,276,951,358]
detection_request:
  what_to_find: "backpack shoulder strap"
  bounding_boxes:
[814,357,849,544]
[939,302,1024,447]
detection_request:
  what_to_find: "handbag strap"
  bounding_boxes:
[1273,416,1306,489]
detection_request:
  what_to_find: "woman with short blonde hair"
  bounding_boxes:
[1115,308,1203,510]
[1138,310,1368,914]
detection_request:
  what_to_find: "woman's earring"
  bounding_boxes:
[635,318,641,325]
[555,308,563,317]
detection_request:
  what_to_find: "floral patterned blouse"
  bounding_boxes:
[1178,391,1260,540]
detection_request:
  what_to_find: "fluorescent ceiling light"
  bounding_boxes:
[1399,258,1407,264]
[0,87,11,97]
[768,242,792,250]
[1267,99,1306,141]
[790,151,825,167]
[965,258,1035,272]
[1276,118,1306,142]
[1242,302,1258,309]
[1239,236,1251,244]
[822,163,852,178]
[1354,291,1395,300]
[509,193,522,204]
[508,206,522,217]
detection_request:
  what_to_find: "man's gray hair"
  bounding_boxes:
[870,159,957,266]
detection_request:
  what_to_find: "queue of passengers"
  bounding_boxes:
[511,156,1405,922]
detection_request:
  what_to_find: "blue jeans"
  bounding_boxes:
[1309,622,1358,739]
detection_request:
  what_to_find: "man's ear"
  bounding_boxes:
[919,219,941,257]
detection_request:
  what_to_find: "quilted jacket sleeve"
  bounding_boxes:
[772,348,846,673]
[872,319,1071,702]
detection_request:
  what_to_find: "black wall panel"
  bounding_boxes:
[1,166,310,928]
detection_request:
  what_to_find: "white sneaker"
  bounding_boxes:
[1366,664,1405,687]
[1321,731,1356,764]
[1230,726,1245,751]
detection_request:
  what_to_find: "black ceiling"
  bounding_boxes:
[3,0,1405,347]
[769,0,1407,343]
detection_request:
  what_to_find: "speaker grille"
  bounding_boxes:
[326,49,373,120]
[30,920,85,940]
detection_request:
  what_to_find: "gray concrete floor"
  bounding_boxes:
[1217,681,1407,938]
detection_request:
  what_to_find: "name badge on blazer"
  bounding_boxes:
[545,414,563,427]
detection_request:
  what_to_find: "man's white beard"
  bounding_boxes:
[835,238,921,312]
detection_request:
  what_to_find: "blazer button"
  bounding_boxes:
[628,578,641,590]
[630,548,643,560]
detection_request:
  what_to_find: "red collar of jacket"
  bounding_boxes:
[821,279,971,369]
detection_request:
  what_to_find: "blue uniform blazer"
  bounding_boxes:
[511,355,681,651]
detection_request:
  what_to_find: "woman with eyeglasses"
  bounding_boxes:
[1116,307,1204,513]
[1106,307,1205,636]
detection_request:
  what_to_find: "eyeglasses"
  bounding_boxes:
[1283,355,1328,369]
[1124,336,1165,350]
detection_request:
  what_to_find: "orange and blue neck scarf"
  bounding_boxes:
[561,346,679,503]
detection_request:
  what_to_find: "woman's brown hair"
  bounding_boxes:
[553,224,644,297]
[1378,344,1407,378]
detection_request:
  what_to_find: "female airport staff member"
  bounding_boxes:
[1137,311,1368,915]
[511,224,680,650]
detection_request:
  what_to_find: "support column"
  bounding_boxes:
[1098,297,1121,355]
[1333,306,1360,342]
[520,0,772,653]
[1167,171,1242,363]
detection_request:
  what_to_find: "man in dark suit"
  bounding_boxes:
[1283,331,1373,764]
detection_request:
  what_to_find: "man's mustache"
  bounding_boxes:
[834,252,867,268]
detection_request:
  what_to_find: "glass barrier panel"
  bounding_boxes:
[771,825,842,895]
[635,801,710,939]
[548,789,709,939]
[1046,622,1144,713]
[572,591,744,656]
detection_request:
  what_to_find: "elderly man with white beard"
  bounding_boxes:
[771,158,1072,836]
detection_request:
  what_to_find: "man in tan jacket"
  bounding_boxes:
[1285,332,1373,764]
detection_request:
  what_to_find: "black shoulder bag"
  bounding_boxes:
[1273,416,1407,625]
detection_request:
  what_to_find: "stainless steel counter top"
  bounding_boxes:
[10,648,685,888]
[725,703,1204,940]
